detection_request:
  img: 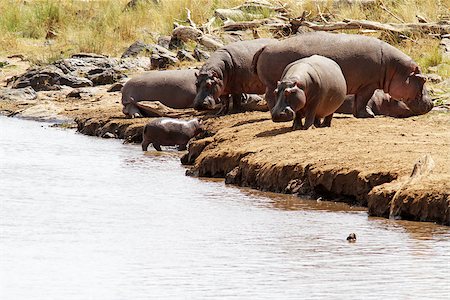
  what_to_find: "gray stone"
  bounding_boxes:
[177,50,196,62]
[0,87,37,102]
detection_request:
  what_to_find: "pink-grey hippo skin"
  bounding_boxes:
[336,89,433,118]
[271,55,347,130]
[253,31,431,118]
[121,69,198,118]
[193,38,276,114]
[141,118,203,151]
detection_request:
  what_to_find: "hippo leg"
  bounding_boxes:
[353,87,377,118]
[142,139,150,151]
[320,114,333,127]
[265,86,277,111]
[125,103,143,118]
[301,110,316,130]
[178,143,187,151]
[292,114,303,130]
[216,95,230,115]
[153,143,162,151]
[231,94,242,113]
[314,117,323,128]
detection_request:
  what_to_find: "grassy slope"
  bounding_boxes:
[0,0,448,78]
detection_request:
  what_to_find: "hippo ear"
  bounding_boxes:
[195,72,199,78]
[415,73,427,84]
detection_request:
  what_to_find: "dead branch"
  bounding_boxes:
[301,19,450,35]
[185,8,197,28]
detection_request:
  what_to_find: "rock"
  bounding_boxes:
[102,132,116,139]
[107,80,127,92]
[87,69,126,85]
[180,137,214,165]
[119,57,152,71]
[0,87,37,103]
[177,50,196,62]
[172,26,203,42]
[45,30,58,39]
[199,35,224,51]
[121,40,150,58]
[72,53,108,59]
[426,73,443,83]
[193,47,210,61]
[121,41,178,69]
[241,94,268,112]
[18,102,65,122]
[157,36,171,49]
[66,87,98,98]
[440,38,450,59]
[10,66,93,91]
[225,166,241,184]
[150,53,178,69]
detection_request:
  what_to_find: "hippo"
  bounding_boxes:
[336,89,433,118]
[141,118,203,151]
[253,31,431,118]
[121,69,197,118]
[271,55,347,130]
[193,38,276,114]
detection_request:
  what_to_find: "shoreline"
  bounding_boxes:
[1,56,449,226]
[2,99,449,226]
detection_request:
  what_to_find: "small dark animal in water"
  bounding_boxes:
[346,233,357,242]
[141,118,203,151]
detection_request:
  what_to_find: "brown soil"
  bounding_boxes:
[1,56,449,225]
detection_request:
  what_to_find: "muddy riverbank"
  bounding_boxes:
[1,56,449,226]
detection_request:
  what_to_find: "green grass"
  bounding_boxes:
[0,0,448,80]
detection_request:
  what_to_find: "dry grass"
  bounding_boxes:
[0,0,448,78]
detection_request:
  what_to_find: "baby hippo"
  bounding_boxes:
[271,55,347,130]
[142,118,203,151]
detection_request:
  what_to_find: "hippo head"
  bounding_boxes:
[193,71,223,111]
[271,80,306,123]
[190,118,205,137]
[387,62,430,109]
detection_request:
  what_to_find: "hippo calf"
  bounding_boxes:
[271,55,346,130]
[253,31,430,118]
[193,38,276,114]
[142,118,203,151]
[337,89,433,118]
[121,69,197,118]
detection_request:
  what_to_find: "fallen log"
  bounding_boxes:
[299,19,450,35]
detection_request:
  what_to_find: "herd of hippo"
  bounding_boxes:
[120,32,433,151]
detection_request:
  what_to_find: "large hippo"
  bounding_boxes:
[253,31,431,118]
[193,38,276,114]
[141,118,203,151]
[121,69,197,118]
[272,55,347,130]
[336,89,433,118]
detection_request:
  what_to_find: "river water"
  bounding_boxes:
[0,116,449,299]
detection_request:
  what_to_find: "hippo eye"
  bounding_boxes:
[273,89,278,95]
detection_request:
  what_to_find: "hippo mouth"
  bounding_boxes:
[271,106,295,122]
[193,94,217,111]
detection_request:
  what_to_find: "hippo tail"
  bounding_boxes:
[251,46,266,75]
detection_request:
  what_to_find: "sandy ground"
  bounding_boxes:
[1,56,449,225]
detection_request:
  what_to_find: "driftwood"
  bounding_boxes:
[221,17,288,32]
[134,101,197,118]
[300,19,450,35]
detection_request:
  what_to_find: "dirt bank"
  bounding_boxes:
[1,56,449,225]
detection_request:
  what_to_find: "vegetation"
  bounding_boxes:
[0,0,448,78]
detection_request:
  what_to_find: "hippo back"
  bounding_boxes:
[223,38,276,94]
[122,69,197,109]
[256,32,385,95]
